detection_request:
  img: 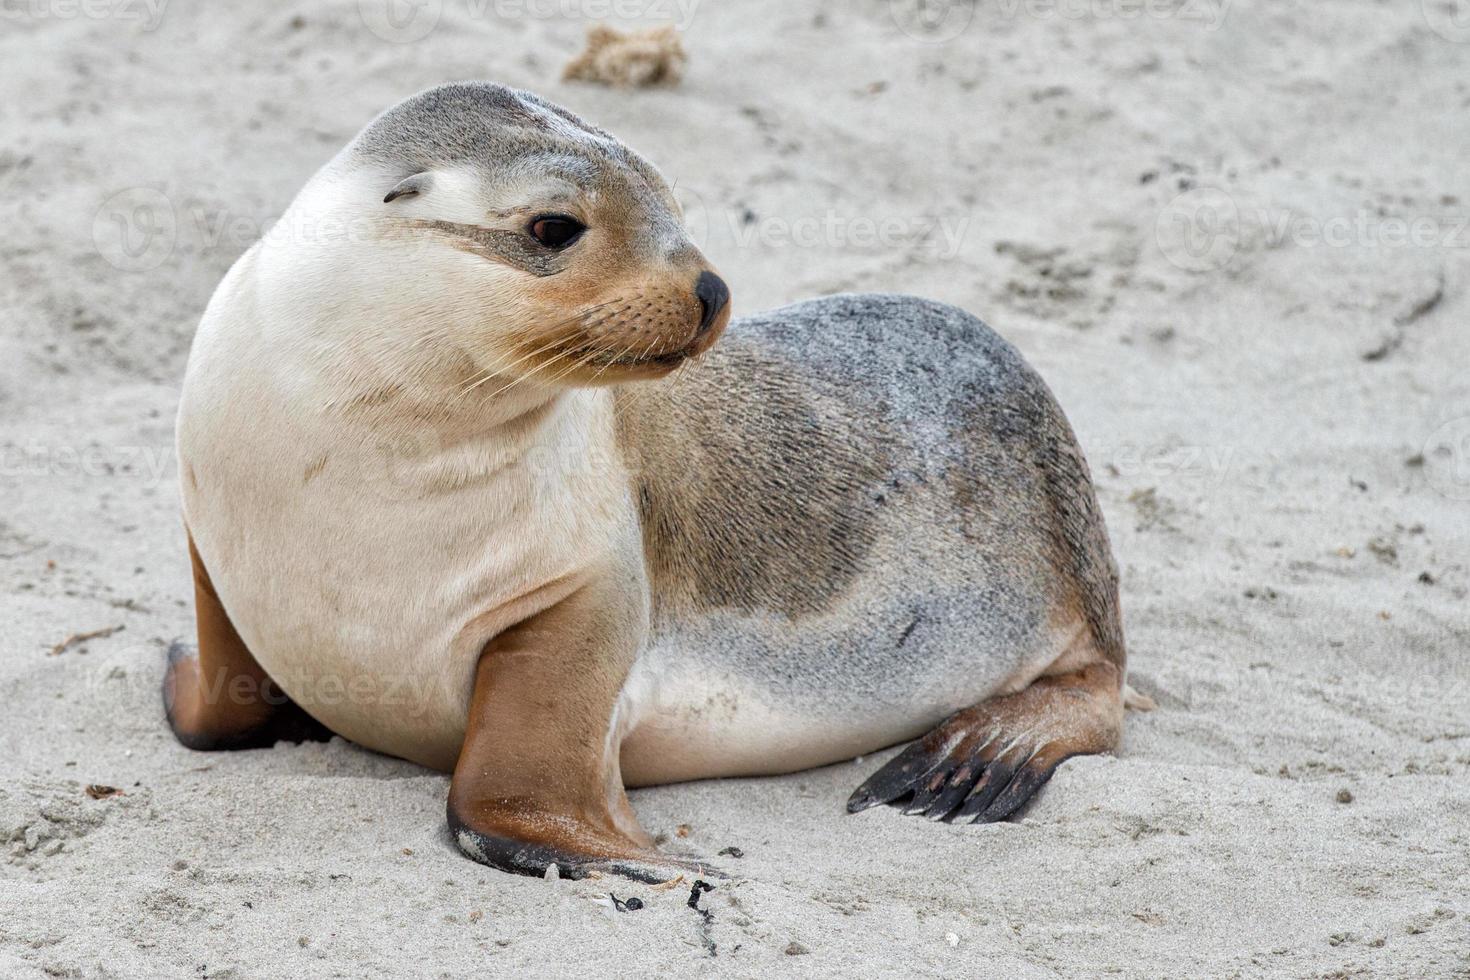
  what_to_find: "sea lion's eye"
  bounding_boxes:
[528,215,585,249]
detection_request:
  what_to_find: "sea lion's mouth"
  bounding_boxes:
[613,317,728,371]
[631,346,697,369]
[569,314,727,374]
[503,284,730,386]
[579,336,701,372]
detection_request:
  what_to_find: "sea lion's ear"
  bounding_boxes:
[383,172,432,204]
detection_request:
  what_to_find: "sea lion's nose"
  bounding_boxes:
[694,270,730,332]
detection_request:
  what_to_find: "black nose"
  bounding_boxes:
[694,270,730,332]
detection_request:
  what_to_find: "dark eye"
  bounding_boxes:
[528,215,585,249]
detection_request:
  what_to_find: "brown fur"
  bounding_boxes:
[956,386,1125,669]
[847,661,1124,821]
[445,561,710,881]
[614,342,898,619]
[173,82,1134,881]
[164,534,329,751]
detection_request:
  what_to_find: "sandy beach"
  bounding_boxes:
[2,0,1468,975]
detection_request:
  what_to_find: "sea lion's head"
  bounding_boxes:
[276,82,730,392]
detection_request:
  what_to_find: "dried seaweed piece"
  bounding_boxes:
[49,625,124,656]
[563,25,686,89]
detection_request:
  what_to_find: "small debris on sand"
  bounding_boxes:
[687,880,717,956]
[563,25,686,89]
[1362,272,1444,362]
[49,625,124,656]
[85,784,123,800]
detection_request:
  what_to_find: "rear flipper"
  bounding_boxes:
[847,662,1124,823]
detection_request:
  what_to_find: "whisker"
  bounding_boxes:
[456,301,622,398]
[611,336,668,425]
[479,345,583,401]
[458,335,565,398]
[587,332,646,384]
[503,329,633,398]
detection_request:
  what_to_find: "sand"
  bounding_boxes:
[2,0,1468,976]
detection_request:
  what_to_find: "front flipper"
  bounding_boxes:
[447,573,721,883]
[847,661,1124,823]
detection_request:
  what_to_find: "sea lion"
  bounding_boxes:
[168,81,1144,882]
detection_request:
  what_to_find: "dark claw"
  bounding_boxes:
[846,738,945,813]
[451,819,597,880]
[849,718,1071,825]
[448,807,725,884]
[920,760,987,820]
[951,759,1017,822]
[975,757,1064,823]
[902,764,958,815]
[166,639,193,668]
